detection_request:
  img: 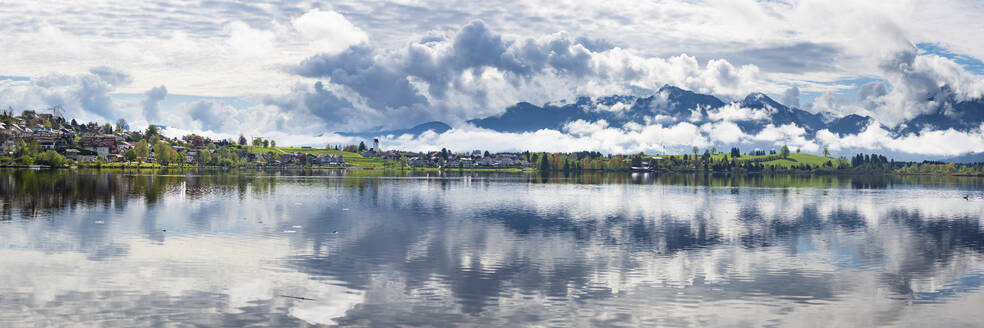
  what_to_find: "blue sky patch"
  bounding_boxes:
[918,43,984,75]
[0,75,30,81]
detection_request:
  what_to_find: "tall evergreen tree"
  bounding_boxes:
[538,152,550,172]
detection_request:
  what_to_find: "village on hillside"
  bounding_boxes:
[0,108,535,169]
[0,108,344,167]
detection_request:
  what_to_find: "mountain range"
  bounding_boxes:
[340,85,984,161]
[467,86,879,136]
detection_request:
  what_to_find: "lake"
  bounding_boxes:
[1,169,983,327]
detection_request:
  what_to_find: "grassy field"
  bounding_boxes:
[243,146,392,168]
[652,152,847,168]
[81,162,163,168]
[749,153,846,168]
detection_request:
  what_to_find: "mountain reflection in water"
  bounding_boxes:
[1,169,983,327]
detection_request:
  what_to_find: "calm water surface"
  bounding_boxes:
[2,169,984,327]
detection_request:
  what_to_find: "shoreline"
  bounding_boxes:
[0,164,532,173]
[3,165,983,177]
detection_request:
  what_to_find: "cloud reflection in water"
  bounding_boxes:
[1,169,983,326]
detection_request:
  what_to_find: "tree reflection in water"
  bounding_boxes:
[1,168,983,326]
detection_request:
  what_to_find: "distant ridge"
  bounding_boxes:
[464,85,889,136]
[465,85,984,139]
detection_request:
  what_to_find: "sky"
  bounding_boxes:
[2,0,984,156]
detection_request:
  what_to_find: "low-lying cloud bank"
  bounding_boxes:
[175,116,982,159]
[367,122,983,157]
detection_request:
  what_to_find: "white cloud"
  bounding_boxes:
[142,85,168,122]
[858,48,984,125]
[700,121,747,145]
[563,119,609,136]
[363,122,709,155]
[706,103,772,122]
[367,120,719,154]
[781,86,801,108]
[817,123,984,156]
[225,21,278,59]
[0,70,133,122]
[645,114,677,125]
[593,101,632,113]
[291,8,369,54]
[751,124,820,152]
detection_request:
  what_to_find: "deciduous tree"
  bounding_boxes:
[134,140,149,163]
